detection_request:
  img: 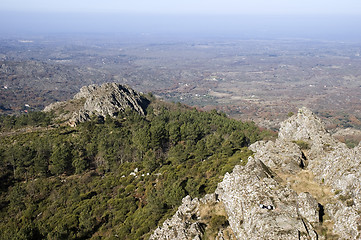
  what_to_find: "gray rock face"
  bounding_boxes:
[279,107,327,142]
[149,196,204,240]
[149,194,234,240]
[150,107,361,240]
[73,83,147,116]
[278,108,361,239]
[216,160,319,240]
[44,83,149,124]
[297,192,320,224]
[249,139,305,173]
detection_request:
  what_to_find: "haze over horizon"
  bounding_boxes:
[1,0,361,40]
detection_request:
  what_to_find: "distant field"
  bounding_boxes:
[1,35,360,130]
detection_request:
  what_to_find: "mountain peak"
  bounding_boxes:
[44,83,149,125]
[279,107,326,142]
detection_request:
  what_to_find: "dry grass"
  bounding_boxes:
[276,170,333,205]
[199,201,236,240]
[276,169,339,239]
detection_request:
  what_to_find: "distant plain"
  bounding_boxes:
[1,35,361,130]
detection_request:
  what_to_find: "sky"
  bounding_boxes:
[2,0,361,15]
[1,0,361,40]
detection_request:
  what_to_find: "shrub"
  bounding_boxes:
[209,215,229,230]
[292,140,310,150]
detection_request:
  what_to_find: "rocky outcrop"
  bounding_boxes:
[150,194,235,240]
[216,159,319,240]
[149,196,204,240]
[44,83,149,125]
[151,107,361,239]
[278,107,361,239]
[248,139,305,173]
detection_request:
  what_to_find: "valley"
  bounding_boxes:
[1,35,361,131]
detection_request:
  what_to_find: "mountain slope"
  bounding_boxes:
[0,83,269,239]
[152,107,361,239]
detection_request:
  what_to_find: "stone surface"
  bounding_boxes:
[149,196,204,240]
[149,193,234,240]
[44,83,149,125]
[249,139,305,173]
[216,159,319,240]
[277,108,361,239]
[297,192,320,224]
[150,107,361,240]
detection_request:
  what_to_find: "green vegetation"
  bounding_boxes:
[0,111,54,130]
[292,140,310,150]
[345,139,359,149]
[209,215,228,230]
[0,100,271,239]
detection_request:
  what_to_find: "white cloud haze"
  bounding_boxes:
[2,0,361,15]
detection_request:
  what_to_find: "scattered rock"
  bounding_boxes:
[332,127,361,138]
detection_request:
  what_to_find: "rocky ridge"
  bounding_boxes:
[150,194,236,240]
[278,107,361,238]
[149,196,205,240]
[150,107,361,239]
[44,83,149,125]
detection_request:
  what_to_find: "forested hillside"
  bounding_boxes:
[0,99,273,239]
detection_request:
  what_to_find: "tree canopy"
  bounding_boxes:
[0,100,274,239]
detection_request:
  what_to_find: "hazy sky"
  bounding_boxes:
[1,0,361,40]
[2,0,361,15]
